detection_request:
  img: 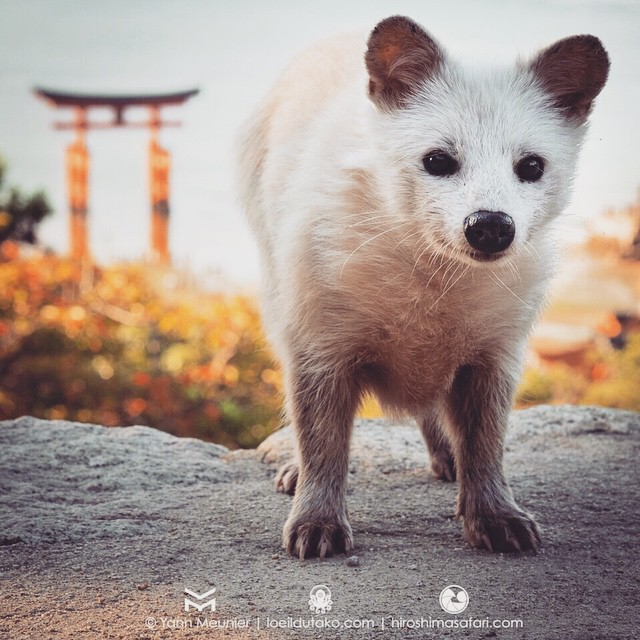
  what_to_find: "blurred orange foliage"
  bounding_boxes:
[2,255,637,447]
[516,333,640,412]
[0,255,282,447]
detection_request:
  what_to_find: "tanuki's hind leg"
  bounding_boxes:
[419,407,456,482]
[275,461,299,495]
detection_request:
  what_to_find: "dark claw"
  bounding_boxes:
[284,519,353,559]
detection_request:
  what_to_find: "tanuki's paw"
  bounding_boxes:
[275,462,299,495]
[430,449,456,482]
[283,509,353,559]
[463,508,541,553]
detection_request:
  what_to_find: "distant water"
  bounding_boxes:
[1,0,638,284]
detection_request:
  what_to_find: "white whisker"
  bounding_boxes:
[340,221,410,278]
[394,228,423,249]
[524,240,542,261]
[489,268,533,310]
[426,264,469,314]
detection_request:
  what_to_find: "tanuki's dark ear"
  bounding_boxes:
[530,35,610,124]
[365,16,444,111]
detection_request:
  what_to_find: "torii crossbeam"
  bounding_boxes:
[35,87,199,264]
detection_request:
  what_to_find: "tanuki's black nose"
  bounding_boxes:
[463,211,515,254]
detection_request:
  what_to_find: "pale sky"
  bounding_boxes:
[1,0,638,283]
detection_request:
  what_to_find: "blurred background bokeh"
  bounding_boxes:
[1,0,638,447]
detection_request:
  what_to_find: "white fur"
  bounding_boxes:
[237,33,587,397]
[236,23,606,557]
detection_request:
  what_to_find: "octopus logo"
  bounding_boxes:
[308,584,333,614]
[439,585,469,614]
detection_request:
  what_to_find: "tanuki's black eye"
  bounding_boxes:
[515,155,545,182]
[422,151,459,177]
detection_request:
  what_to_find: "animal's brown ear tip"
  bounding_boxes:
[369,15,423,41]
[584,35,611,83]
[581,35,610,63]
[563,34,610,66]
[580,34,607,52]
[373,15,417,30]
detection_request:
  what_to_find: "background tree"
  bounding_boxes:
[0,157,52,246]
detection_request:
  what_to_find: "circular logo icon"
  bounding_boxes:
[439,585,469,614]
[309,584,332,614]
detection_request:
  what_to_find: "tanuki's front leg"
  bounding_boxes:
[282,358,360,559]
[444,359,540,552]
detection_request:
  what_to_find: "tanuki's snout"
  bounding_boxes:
[464,211,515,256]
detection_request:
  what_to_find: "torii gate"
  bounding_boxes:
[35,87,199,264]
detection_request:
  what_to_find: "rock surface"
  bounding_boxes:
[0,406,638,639]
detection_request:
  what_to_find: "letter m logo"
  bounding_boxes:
[184,587,217,612]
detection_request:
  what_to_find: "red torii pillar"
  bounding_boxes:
[66,108,90,260]
[35,88,199,263]
[148,106,171,264]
